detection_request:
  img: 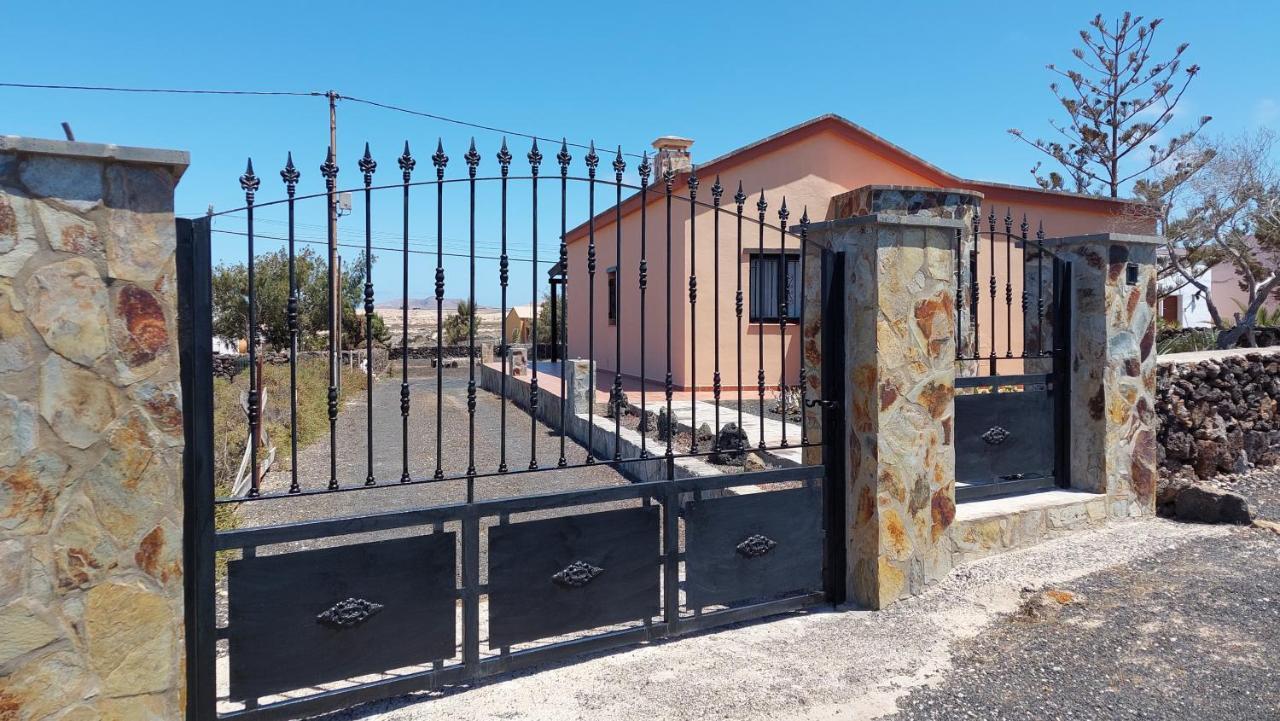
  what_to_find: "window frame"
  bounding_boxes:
[747,251,801,324]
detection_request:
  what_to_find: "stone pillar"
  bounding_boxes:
[804,210,962,609]
[1040,233,1161,516]
[0,137,188,719]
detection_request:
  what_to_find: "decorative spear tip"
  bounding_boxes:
[436,138,444,152]
[363,141,372,157]
[244,157,254,174]
[560,137,568,150]
[285,150,294,166]
[403,139,411,154]
[800,206,810,224]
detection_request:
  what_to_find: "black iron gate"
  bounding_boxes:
[953,209,1070,502]
[178,140,844,720]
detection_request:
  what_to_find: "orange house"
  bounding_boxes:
[563,114,1153,391]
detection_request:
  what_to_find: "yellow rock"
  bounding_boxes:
[0,649,92,719]
[84,582,176,697]
[0,603,61,665]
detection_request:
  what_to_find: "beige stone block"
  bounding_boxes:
[0,392,37,467]
[51,497,119,592]
[0,192,39,277]
[104,210,174,284]
[1085,498,1107,521]
[0,284,35,373]
[0,649,93,719]
[0,539,24,603]
[83,582,176,697]
[39,355,119,449]
[26,258,110,367]
[0,602,62,665]
[1047,502,1090,530]
[0,451,70,535]
[33,201,103,256]
[108,283,171,384]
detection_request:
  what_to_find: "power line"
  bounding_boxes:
[1,81,647,158]
[0,81,321,97]
[336,94,645,159]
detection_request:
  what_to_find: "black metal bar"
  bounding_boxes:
[465,140,480,489]
[798,209,809,447]
[360,143,377,486]
[638,154,651,458]
[398,143,415,483]
[1004,208,1013,359]
[820,249,846,605]
[217,464,827,549]
[735,182,746,448]
[462,512,480,676]
[432,141,448,481]
[215,437,824,506]
[988,206,997,375]
[970,209,980,362]
[664,168,674,459]
[177,216,216,721]
[1037,221,1046,357]
[777,198,789,448]
[1054,258,1072,489]
[1019,214,1029,360]
[956,373,1053,388]
[321,149,339,490]
[529,140,544,470]
[712,176,723,449]
[954,227,963,360]
[281,154,301,494]
[756,190,767,449]
[557,140,571,468]
[240,159,261,497]
[613,147,626,461]
[498,140,512,473]
[583,141,596,464]
[687,166,699,453]
[662,483,679,634]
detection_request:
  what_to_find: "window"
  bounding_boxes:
[748,253,800,322]
[607,270,618,325]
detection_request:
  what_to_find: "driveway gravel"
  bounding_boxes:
[887,525,1280,721]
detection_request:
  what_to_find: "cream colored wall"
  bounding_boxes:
[567,127,1151,389]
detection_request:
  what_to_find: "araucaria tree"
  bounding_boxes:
[1009,12,1210,197]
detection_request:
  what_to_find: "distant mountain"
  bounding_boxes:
[376,298,496,312]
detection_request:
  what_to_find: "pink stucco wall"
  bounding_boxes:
[566,118,1152,389]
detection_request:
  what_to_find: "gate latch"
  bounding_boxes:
[804,398,840,410]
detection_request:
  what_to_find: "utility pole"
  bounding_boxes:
[327,91,341,396]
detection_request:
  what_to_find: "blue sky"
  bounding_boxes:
[3,0,1277,306]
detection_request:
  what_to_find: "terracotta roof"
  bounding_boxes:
[565,114,1146,242]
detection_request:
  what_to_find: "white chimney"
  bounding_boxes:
[652,136,694,180]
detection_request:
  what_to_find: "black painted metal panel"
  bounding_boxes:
[487,506,660,648]
[955,390,1055,484]
[227,534,456,700]
[684,486,823,608]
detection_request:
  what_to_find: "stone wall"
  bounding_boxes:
[0,138,188,720]
[1156,348,1280,479]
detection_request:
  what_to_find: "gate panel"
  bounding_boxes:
[488,506,660,648]
[684,486,823,608]
[954,380,1055,487]
[227,534,456,700]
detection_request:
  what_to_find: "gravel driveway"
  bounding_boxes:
[235,367,629,532]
